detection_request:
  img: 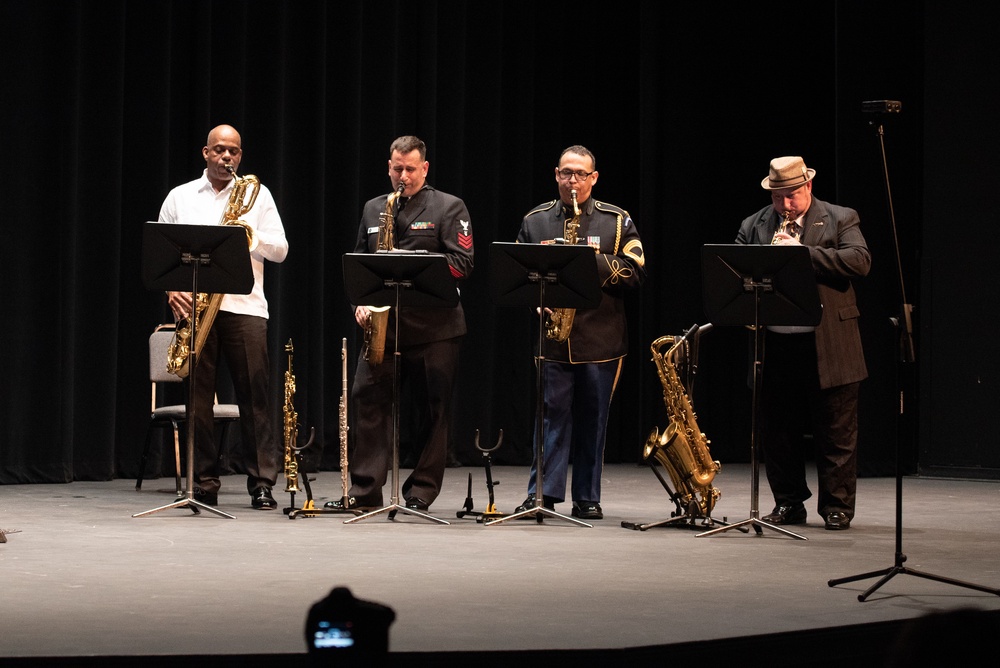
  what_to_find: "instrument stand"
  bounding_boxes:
[696,244,822,540]
[456,430,506,522]
[484,242,601,527]
[134,223,254,520]
[285,428,357,519]
[828,105,1000,599]
[342,251,457,525]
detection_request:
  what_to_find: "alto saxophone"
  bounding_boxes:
[643,333,721,517]
[362,181,406,365]
[545,188,581,342]
[771,209,797,244]
[166,165,260,377]
[283,339,303,494]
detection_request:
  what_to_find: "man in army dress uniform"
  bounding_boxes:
[514,145,645,520]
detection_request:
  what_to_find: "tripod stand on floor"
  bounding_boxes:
[828,101,1000,600]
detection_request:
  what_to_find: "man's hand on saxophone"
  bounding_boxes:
[354,305,372,328]
[167,291,193,320]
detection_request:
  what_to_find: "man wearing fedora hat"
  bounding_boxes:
[736,156,871,530]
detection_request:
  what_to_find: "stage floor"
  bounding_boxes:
[2,463,999,664]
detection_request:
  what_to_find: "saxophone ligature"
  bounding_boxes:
[361,181,406,365]
[643,328,721,519]
[166,165,260,377]
[545,188,581,342]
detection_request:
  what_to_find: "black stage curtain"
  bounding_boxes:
[0,1,943,484]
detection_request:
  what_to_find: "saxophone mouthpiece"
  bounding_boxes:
[225,164,236,176]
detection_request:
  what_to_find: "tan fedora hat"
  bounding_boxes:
[761,156,816,190]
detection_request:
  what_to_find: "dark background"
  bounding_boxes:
[1,1,995,484]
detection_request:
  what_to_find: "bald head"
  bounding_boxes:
[202,124,243,191]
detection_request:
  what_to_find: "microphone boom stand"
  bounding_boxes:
[827,102,1000,600]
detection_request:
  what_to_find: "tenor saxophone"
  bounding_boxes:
[545,188,581,342]
[361,181,405,365]
[643,334,721,517]
[166,165,260,377]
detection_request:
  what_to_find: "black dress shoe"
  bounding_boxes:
[405,497,430,511]
[824,512,851,530]
[571,501,603,520]
[193,488,218,506]
[514,494,556,513]
[762,504,807,525]
[250,487,277,510]
[323,496,380,511]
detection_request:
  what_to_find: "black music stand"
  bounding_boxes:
[134,222,253,519]
[341,251,458,525]
[485,242,601,527]
[696,244,821,540]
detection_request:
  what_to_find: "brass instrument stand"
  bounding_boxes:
[342,251,457,525]
[134,223,253,520]
[485,242,601,527]
[455,430,505,522]
[696,244,821,540]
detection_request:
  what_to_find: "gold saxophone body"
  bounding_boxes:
[771,209,797,244]
[283,340,303,494]
[166,165,260,377]
[361,181,405,365]
[545,189,581,342]
[643,334,721,517]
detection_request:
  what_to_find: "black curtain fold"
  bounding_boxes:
[2,0,950,485]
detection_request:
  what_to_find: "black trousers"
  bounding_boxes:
[348,337,461,506]
[760,331,860,517]
[192,311,278,495]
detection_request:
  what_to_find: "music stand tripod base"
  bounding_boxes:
[132,494,236,520]
[345,503,450,525]
[485,502,591,528]
[696,515,805,540]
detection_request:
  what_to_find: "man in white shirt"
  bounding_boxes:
[158,124,288,509]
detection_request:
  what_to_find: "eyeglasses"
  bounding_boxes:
[556,169,594,181]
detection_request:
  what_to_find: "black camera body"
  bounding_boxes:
[305,587,395,663]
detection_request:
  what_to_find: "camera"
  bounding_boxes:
[305,587,395,664]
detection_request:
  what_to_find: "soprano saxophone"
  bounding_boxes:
[545,188,581,342]
[283,339,303,495]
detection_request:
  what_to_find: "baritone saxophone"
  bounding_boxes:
[362,181,406,365]
[545,188,581,342]
[166,165,259,377]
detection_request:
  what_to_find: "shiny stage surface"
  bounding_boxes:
[2,464,999,665]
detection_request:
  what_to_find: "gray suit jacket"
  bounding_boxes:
[736,196,871,388]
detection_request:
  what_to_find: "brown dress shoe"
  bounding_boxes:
[824,512,851,530]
